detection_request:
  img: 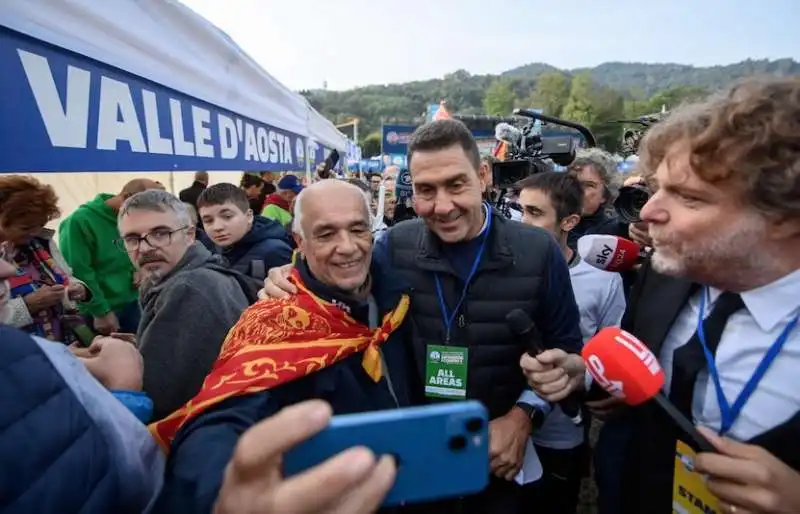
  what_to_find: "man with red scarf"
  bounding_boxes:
[152,180,415,514]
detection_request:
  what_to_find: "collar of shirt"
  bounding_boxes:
[708,267,800,332]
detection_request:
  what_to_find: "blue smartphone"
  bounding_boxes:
[283,401,489,507]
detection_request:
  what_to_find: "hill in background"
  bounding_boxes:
[302,58,799,153]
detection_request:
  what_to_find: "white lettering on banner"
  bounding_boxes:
[142,90,173,154]
[169,99,195,156]
[586,354,625,398]
[97,76,147,152]
[17,49,301,164]
[244,123,258,161]
[218,114,238,159]
[614,333,662,376]
[256,127,269,163]
[191,106,214,158]
[18,50,91,149]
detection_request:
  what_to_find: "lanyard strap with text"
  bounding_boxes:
[434,206,493,344]
[697,287,800,435]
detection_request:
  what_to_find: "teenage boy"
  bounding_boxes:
[514,172,626,514]
[198,184,294,281]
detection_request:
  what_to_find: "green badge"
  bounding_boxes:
[425,344,468,399]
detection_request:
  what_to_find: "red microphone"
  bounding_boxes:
[577,235,648,272]
[582,327,715,452]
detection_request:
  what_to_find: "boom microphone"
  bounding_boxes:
[577,235,648,273]
[582,327,715,453]
[507,309,583,426]
[495,122,523,145]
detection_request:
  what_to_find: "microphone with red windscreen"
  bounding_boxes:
[577,235,649,273]
[582,327,715,452]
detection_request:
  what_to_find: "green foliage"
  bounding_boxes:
[361,131,382,158]
[483,79,516,115]
[301,59,799,152]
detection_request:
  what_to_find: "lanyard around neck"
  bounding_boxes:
[696,287,799,435]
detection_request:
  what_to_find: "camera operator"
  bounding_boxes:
[566,148,626,250]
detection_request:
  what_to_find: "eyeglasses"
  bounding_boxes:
[116,226,188,252]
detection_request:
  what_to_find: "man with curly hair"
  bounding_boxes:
[611,77,800,514]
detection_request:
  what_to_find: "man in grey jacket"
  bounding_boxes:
[117,189,252,421]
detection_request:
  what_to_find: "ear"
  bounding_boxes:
[186,226,196,243]
[245,208,255,226]
[293,232,304,252]
[560,213,581,233]
[478,162,491,191]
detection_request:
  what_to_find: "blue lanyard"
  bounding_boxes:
[434,206,493,344]
[697,287,799,435]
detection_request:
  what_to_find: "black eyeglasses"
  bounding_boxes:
[116,226,188,252]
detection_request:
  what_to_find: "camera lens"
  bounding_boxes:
[614,184,651,224]
[448,435,468,451]
[465,418,484,433]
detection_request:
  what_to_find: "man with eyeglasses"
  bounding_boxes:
[117,189,253,421]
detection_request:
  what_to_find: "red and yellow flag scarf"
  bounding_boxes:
[149,268,410,451]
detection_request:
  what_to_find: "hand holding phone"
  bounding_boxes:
[215,400,395,514]
[284,401,489,507]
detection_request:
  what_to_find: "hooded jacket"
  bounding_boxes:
[58,194,138,317]
[137,243,250,421]
[222,216,294,280]
[261,193,293,227]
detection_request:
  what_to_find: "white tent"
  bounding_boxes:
[0,0,346,227]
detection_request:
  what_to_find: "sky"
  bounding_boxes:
[180,0,799,91]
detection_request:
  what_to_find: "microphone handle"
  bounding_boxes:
[652,393,715,453]
[526,346,584,426]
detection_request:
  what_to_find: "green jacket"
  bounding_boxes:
[262,203,293,228]
[58,194,138,317]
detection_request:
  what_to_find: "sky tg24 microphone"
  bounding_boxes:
[577,234,648,273]
[582,327,715,453]
[507,309,583,426]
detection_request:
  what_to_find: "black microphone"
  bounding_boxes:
[507,309,584,425]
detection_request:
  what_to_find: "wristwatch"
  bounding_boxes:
[515,401,546,431]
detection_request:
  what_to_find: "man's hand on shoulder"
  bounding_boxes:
[259,263,296,300]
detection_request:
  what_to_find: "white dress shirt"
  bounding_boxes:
[659,268,800,441]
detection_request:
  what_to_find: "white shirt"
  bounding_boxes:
[659,268,800,441]
[532,257,626,449]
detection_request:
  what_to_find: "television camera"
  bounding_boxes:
[612,111,669,223]
[489,109,596,218]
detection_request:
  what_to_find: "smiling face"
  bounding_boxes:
[294,182,373,293]
[410,144,489,243]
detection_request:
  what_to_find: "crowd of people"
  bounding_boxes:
[2,75,800,514]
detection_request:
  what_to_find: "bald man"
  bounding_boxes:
[179,171,209,215]
[59,179,163,335]
[153,180,414,514]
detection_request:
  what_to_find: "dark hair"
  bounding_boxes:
[240,173,262,189]
[408,119,480,171]
[197,183,251,213]
[515,172,584,220]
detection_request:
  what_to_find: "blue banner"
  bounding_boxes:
[381,124,416,156]
[0,27,323,173]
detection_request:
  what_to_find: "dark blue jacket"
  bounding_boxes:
[0,325,163,513]
[221,216,294,280]
[152,255,415,514]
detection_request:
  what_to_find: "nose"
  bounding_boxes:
[433,190,456,216]
[639,190,668,224]
[335,232,360,256]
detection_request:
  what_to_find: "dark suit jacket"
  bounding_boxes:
[620,260,800,514]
